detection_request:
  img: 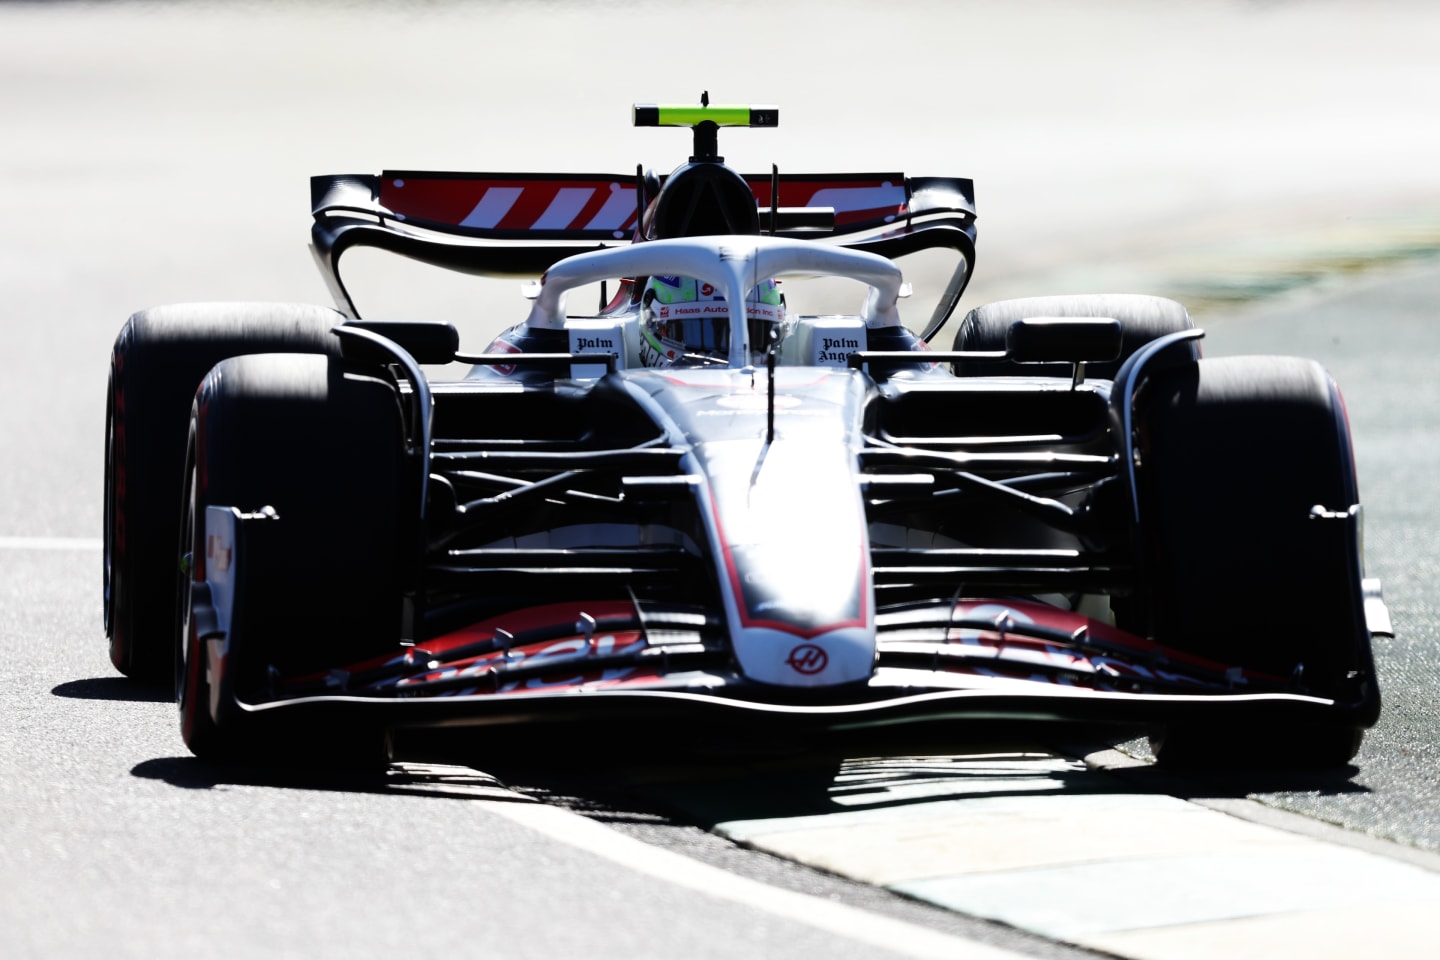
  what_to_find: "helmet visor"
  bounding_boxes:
[649,315,779,357]
[642,277,785,365]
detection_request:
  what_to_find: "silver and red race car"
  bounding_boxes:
[104,99,1387,767]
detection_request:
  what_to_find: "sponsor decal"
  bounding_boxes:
[206,533,231,575]
[486,338,522,377]
[570,329,623,374]
[573,336,617,352]
[808,328,866,366]
[785,643,828,675]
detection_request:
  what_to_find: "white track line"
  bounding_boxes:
[481,797,1025,960]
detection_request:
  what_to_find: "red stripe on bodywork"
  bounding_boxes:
[495,185,562,231]
[376,175,910,232]
[425,599,638,653]
[379,178,631,231]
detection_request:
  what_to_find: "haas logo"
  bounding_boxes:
[786,644,828,675]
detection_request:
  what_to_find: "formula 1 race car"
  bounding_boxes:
[104,98,1387,768]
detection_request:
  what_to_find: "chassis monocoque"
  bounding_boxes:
[104,101,1387,768]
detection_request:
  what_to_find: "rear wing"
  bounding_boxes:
[310,170,977,335]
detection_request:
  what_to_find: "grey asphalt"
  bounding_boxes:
[1190,265,1440,848]
[4,1,1440,958]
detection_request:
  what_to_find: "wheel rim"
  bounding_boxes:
[177,450,200,738]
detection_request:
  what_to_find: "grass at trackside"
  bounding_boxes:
[1158,214,1440,318]
[1030,211,1440,321]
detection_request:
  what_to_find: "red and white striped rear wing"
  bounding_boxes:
[310,170,977,331]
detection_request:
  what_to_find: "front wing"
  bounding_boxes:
[197,506,1383,747]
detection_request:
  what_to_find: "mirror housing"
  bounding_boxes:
[1006,318,1123,364]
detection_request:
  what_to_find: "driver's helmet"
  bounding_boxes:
[639,276,786,368]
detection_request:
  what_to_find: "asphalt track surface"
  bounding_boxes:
[4,2,1440,958]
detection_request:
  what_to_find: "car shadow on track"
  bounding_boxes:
[52,676,171,703]
[125,719,1371,827]
[130,755,541,804]
[474,723,1374,831]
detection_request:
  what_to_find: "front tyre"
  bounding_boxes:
[1134,355,1379,768]
[177,352,407,764]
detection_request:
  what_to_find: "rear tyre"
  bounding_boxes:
[177,352,407,764]
[1135,355,1377,768]
[105,303,342,682]
[951,293,1196,378]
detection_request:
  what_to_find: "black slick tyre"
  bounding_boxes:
[1134,355,1378,768]
[951,293,1197,378]
[177,352,406,762]
[104,303,341,682]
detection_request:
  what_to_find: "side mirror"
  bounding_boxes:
[1006,318,1123,364]
[337,321,460,365]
